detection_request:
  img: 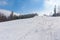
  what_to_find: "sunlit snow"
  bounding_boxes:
[0,16,60,40]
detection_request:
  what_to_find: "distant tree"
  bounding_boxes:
[0,11,38,22]
[8,11,14,20]
[19,13,38,19]
[0,13,7,22]
[10,11,13,19]
[13,15,19,20]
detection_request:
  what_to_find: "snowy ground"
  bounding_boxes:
[0,16,60,40]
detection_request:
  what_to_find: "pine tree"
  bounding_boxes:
[8,11,13,20]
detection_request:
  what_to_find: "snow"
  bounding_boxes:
[0,16,60,40]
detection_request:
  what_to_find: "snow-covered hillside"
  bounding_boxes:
[0,16,60,40]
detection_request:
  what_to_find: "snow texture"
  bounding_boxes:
[0,16,60,40]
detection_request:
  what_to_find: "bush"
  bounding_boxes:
[19,13,38,19]
[0,12,7,22]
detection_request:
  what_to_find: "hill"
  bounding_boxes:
[0,16,60,40]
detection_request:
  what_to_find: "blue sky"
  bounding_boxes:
[0,0,44,14]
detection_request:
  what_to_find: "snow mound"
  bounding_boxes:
[0,16,60,40]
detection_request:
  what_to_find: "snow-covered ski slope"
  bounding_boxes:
[0,16,60,40]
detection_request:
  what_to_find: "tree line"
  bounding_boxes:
[0,11,38,22]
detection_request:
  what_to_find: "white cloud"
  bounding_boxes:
[39,0,60,16]
[0,0,8,6]
[44,0,60,9]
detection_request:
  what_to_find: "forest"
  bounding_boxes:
[0,11,38,22]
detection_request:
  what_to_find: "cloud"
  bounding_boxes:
[39,0,60,16]
[0,0,8,6]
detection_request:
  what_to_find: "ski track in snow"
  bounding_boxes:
[0,16,60,40]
